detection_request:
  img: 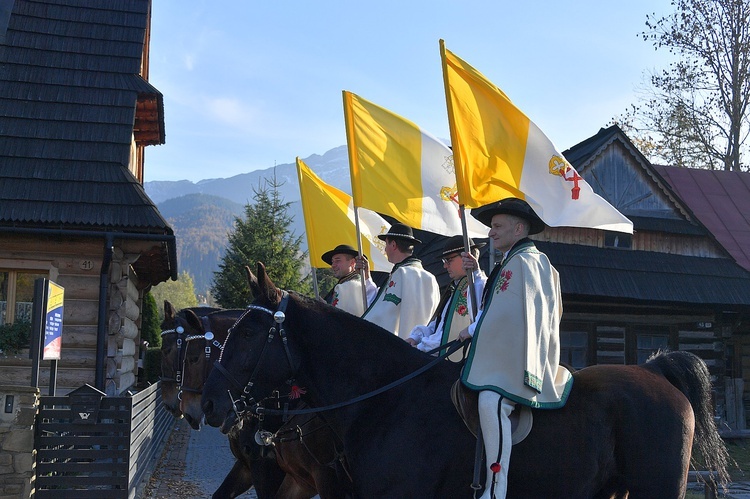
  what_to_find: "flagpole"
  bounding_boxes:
[311,267,320,300]
[442,41,478,321]
[353,206,369,311]
[343,90,370,313]
[459,205,478,321]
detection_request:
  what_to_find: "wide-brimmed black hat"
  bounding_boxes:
[321,244,359,265]
[441,235,486,256]
[470,198,545,234]
[377,223,422,244]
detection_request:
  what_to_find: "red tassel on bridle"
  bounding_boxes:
[289,385,307,399]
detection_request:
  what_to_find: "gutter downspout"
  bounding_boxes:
[0,227,178,392]
[96,235,114,390]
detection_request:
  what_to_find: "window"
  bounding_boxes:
[604,231,632,249]
[636,334,669,364]
[560,330,588,369]
[0,270,46,325]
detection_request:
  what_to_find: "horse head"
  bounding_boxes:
[202,262,300,433]
[179,308,244,429]
[160,300,198,417]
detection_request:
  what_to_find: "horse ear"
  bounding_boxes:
[183,309,202,332]
[164,300,175,320]
[255,262,281,307]
[244,265,260,300]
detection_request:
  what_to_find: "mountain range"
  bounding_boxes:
[145,146,352,297]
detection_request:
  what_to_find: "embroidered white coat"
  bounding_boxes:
[362,259,440,340]
[409,271,486,361]
[330,275,366,316]
[462,243,573,408]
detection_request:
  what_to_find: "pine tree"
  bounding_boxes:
[211,174,311,308]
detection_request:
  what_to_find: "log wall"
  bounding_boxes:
[0,234,147,396]
[536,226,723,257]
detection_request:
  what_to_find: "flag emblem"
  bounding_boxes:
[548,155,582,200]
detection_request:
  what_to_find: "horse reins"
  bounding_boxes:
[212,291,466,419]
[255,339,465,417]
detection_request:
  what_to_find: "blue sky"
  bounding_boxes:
[146,0,675,182]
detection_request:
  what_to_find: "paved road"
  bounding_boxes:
[142,419,256,498]
[184,423,257,498]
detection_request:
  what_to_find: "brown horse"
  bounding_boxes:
[202,263,730,498]
[177,305,351,499]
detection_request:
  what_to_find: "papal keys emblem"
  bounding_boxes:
[548,155,582,200]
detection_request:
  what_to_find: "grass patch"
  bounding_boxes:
[725,439,750,482]
[684,438,750,497]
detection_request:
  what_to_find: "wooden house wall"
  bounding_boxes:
[581,141,687,220]
[562,313,729,418]
[0,234,146,396]
[536,227,723,257]
[729,323,750,430]
[106,246,142,396]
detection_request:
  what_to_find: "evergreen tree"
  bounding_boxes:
[141,292,161,348]
[149,270,199,320]
[313,267,338,300]
[211,174,311,308]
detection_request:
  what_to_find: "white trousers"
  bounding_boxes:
[478,391,515,499]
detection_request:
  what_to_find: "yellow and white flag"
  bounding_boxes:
[440,40,633,234]
[343,90,486,238]
[296,158,393,272]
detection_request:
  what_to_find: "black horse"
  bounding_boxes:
[160,301,221,417]
[202,263,729,498]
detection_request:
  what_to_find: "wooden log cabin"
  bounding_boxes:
[415,125,750,430]
[0,0,175,396]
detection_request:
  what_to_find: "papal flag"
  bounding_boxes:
[296,157,393,272]
[343,90,486,238]
[440,40,633,233]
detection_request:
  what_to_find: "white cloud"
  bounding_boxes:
[204,96,262,131]
[183,54,195,71]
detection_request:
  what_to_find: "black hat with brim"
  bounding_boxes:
[321,244,359,265]
[441,235,487,256]
[470,198,546,234]
[377,223,422,244]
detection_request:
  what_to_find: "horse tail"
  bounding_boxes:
[645,350,730,486]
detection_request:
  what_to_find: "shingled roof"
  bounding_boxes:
[0,0,169,234]
[537,241,750,308]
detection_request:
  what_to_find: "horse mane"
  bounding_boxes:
[644,350,731,485]
[286,290,435,369]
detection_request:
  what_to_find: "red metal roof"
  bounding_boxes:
[654,165,750,272]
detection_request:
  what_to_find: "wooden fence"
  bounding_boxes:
[34,382,172,498]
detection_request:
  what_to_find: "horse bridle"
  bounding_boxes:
[160,321,186,386]
[180,315,225,396]
[212,291,297,418]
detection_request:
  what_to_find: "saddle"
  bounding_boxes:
[450,380,533,445]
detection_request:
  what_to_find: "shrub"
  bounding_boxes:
[144,347,162,384]
[141,292,161,348]
[0,321,31,354]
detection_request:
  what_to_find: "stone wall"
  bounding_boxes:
[0,385,39,499]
